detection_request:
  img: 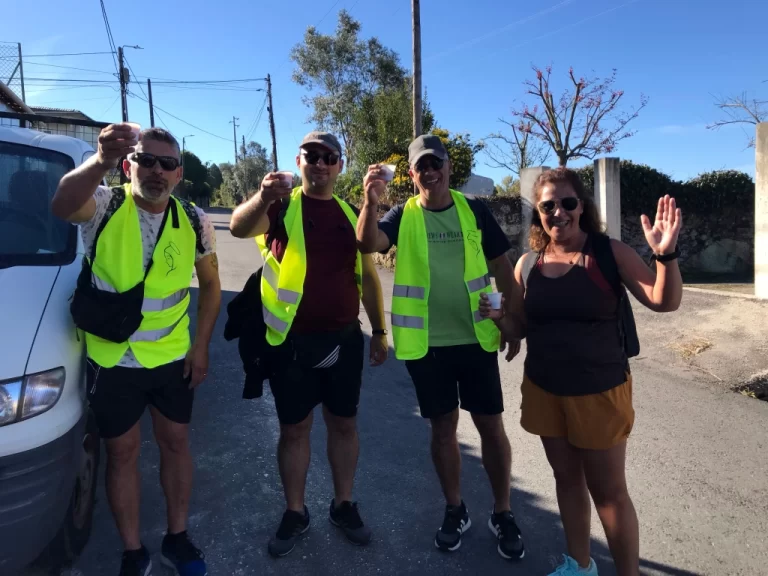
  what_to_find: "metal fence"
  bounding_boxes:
[0,42,24,103]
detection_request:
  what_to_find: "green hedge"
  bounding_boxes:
[574,161,754,215]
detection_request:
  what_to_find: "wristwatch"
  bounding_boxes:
[372,329,388,336]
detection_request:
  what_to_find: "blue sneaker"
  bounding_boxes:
[549,554,598,575]
[118,545,152,576]
[160,531,207,576]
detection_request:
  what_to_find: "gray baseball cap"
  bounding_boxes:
[300,131,342,155]
[408,134,449,166]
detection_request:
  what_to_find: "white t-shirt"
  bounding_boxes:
[81,186,216,367]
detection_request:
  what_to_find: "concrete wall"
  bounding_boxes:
[756,123,768,297]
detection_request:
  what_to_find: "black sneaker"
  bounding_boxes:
[160,531,207,575]
[119,545,152,576]
[488,510,525,560]
[434,501,471,552]
[268,506,311,558]
[329,499,372,545]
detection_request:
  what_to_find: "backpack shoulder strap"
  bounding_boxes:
[266,197,291,247]
[521,250,539,293]
[175,196,205,255]
[90,187,127,260]
[591,233,622,296]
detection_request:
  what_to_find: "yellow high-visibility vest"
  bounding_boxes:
[391,189,500,360]
[85,185,196,368]
[256,187,363,346]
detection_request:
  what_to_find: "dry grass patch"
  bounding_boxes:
[666,336,713,360]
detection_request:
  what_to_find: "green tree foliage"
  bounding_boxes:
[350,83,435,172]
[214,142,272,207]
[494,175,520,197]
[178,151,211,202]
[290,10,406,164]
[206,162,223,190]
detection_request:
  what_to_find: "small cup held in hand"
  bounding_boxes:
[126,122,141,143]
[487,292,503,310]
[277,171,294,187]
[379,164,397,182]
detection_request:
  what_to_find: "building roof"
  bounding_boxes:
[0,81,32,113]
[30,106,94,121]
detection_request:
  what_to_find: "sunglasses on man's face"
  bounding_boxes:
[302,150,340,166]
[538,197,579,215]
[414,156,444,173]
[131,152,180,171]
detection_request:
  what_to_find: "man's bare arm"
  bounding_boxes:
[357,164,392,254]
[52,123,136,223]
[230,173,292,238]
[193,253,222,349]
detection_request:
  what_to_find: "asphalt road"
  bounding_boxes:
[64,209,767,575]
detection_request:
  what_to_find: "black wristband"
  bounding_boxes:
[372,329,388,336]
[652,246,679,263]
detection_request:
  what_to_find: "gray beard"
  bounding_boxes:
[133,183,171,205]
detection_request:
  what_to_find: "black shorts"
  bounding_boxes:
[405,343,503,419]
[268,323,364,426]
[86,358,193,439]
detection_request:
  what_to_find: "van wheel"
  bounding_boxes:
[36,411,101,571]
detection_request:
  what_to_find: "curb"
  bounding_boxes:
[683,286,759,301]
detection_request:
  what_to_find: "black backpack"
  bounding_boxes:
[521,233,640,358]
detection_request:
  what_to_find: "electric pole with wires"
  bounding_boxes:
[230,117,240,164]
[412,0,422,139]
[147,79,155,127]
[267,74,278,171]
[118,47,129,122]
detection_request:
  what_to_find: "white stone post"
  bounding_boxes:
[755,123,768,299]
[519,166,550,255]
[594,157,622,240]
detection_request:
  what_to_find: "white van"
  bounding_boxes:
[0,126,100,573]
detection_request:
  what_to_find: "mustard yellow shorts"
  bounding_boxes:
[520,373,634,450]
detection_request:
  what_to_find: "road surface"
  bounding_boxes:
[61,209,767,575]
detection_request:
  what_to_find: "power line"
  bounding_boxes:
[245,94,268,141]
[0,51,115,58]
[99,0,120,75]
[20,61,116,75]
[316,0,343,27]
[24,77,117,83]
[150,78,267,85]
[128,92,231,142]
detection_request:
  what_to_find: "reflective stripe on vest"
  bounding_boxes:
[85,186,196,369]
[256,188,363,346]
[92,275,189,312]
[391,190,500,360]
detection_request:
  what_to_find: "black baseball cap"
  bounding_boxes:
[300,131,342,155]
[408,134,449,166]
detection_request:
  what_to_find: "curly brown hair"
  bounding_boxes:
[528,167,605,252]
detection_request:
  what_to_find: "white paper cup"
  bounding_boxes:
[487,292,502,310]
[126,122,141,143]
[380,164,396,182]
[278,171,294,187]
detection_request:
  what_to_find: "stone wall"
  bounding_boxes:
[373,195,754,280]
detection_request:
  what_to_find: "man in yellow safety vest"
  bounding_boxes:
[356,134,526,560]
[52,125,220,576]
[229,131,388,558]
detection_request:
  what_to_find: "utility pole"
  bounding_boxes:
[118,47,129,122]
[411,0,423,139]
[242,135,246,158]
[147,79,155,127]
[267,74,278,171]
[230,116,240,164]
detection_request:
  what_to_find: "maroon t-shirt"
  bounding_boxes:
[266,194,360,334]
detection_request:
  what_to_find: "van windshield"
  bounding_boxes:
[0,141,77,268]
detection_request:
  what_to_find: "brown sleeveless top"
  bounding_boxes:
[524,237,628,396]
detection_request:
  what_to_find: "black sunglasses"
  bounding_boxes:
[131,152,180,171]
[414,156,444,173]
[538,197,579,215]
[302,150,340,166]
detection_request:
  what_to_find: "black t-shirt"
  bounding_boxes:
[377,196,511,260]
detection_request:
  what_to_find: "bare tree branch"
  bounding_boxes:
[481,117,550,176]
[509,65,647,166]
[707,92,767,148]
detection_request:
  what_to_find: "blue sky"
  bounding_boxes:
[2,0,765,183]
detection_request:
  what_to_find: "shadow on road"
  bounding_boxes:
[68,288,701,576]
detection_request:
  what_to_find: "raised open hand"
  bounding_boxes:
[641,195,682,255]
